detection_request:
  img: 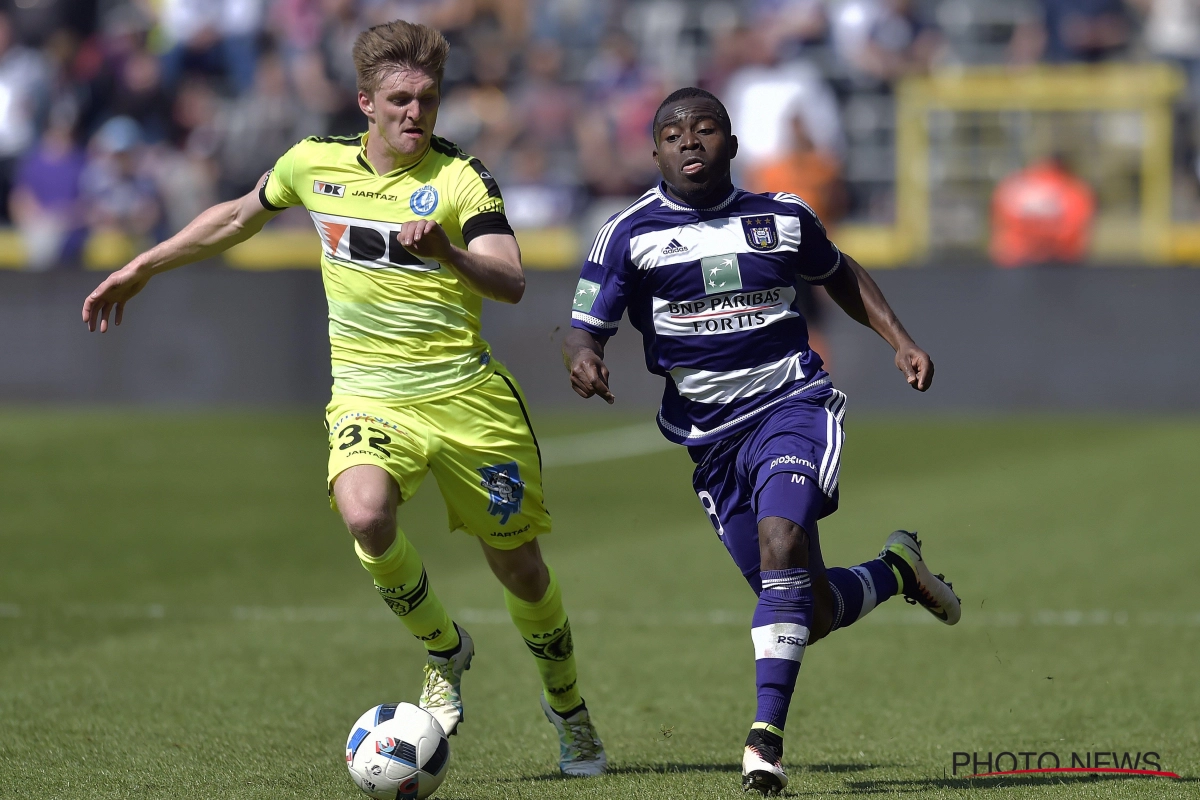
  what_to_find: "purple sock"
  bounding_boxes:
[826,559,898,631]
[751,568,813,733]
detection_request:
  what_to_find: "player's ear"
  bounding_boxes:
[357,90,375,120]
[728,133,738,161]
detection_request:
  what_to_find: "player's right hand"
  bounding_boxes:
[83,263,152,332]
[569,351,616,404]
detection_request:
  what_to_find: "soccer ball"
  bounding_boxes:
[346,703,450,799]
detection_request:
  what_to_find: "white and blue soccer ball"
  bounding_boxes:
[346,703,450,799]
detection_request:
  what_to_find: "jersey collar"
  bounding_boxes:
[654,182,739,213]
[357,131,432,177]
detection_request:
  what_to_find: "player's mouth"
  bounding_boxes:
[401,127,425,139]
[681,157,706,177]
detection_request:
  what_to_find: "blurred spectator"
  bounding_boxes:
[149,79,222,234]
[82,116,164,245]
[216,50,315,197]
[750,0,830,61]
[530,0,610,79]
[511,41,580,154]
[437,31,519,168]
[1130,0,1200,98]
[105,47,173,144]
[745,114,846,226]
[724,34,843,176]
[288,0,362,135]
[0,10,51,221]
[833,0,942,83]
[1012,0,1132,63]
[159,0,264,94]
[575,31,663,196]
[502,136,580,228]
[9,106,87,270]
[990,155,1096,267]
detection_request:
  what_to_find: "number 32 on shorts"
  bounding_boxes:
[335,422,393,456]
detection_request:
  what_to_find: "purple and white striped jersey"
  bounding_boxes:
[570,183,843,446]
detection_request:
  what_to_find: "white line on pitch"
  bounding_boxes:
[2,604,1199,627]
[540,422,676,467]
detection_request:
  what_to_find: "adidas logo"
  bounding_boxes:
[661,238,688,255]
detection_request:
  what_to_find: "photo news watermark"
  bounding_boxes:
[951,751,1180,779]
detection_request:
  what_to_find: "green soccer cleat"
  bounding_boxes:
[418,623,474,736]
[880,530,961,625]
[742,728,787,796]
[540,695,607,777]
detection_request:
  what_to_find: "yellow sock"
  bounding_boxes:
[356,532,460,653]
[504,567,582,713]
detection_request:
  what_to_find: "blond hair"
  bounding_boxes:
[352,20,450,95]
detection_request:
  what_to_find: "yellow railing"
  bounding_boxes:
[878,63,1186,265]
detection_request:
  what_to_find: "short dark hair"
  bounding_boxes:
[652,87,731,141]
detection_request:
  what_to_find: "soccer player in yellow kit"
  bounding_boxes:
[81,20,605,776]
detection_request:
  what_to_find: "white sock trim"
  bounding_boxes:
[751,623,809,662]
[850,565,879,619]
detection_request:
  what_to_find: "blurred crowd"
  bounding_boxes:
[1,0,1198,268]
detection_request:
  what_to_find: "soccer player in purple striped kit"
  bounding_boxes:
[563,87,962,795]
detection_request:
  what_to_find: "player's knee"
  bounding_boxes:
[758,516,811,570]
[340,503,396,554]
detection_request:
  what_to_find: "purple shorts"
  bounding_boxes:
[689,386,847,593]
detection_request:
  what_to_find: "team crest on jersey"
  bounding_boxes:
[479,462,524,524]
[741,215,778,251]
[409,184,439,215]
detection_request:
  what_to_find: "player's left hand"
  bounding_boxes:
[895,343,934,391]
[397,219,454,262]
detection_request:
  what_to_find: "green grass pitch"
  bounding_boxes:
[1,411,1198,799]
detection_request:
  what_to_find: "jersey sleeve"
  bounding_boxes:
[452,157,515,245]
[780,194,842,284]
[570,220,634,337]
[258,143,303,210]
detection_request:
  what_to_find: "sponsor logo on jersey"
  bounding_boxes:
[476,198,504,214]
[352,189,398,201]
[478,462,524,524]
[409,184,439,215]
[652,286,798,336]
[660,237,689,255]
[701,253,742,294]
[313,180,345,197]
[310,210,439,271]
[769,455,816,471]
[742,215,778,251]
[572,279,601,312]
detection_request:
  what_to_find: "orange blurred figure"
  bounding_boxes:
[746,115,846,226]
[990,157,1095,267]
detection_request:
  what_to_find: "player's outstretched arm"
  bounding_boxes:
[82,183,280,332]
[562,328,615,404]
[822,253,934,391]
[396,220,525,304]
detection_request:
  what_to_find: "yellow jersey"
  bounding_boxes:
[260,132,512,403]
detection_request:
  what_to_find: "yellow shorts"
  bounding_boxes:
[325,367,551,549]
